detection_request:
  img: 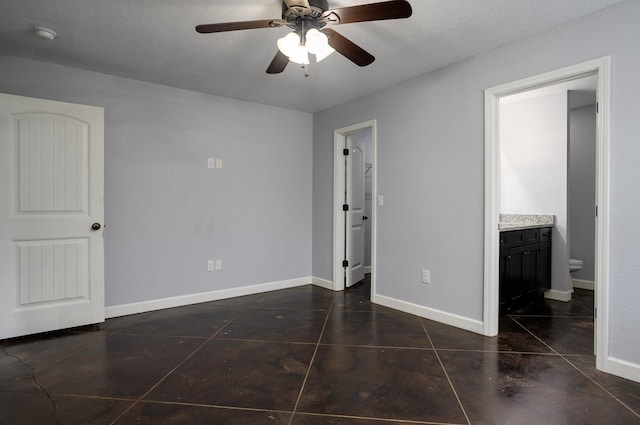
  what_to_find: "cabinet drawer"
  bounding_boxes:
[501,230,525,247]
[525,228,540,243]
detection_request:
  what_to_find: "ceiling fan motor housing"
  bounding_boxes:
[282,0,329,26]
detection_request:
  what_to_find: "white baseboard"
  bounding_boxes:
[373,293,484,335]
[364,266,372,274]
[544,289,573,302]
[572,279,595,291]
[604,356,640,384]
[105,276,312,318]
[311,276,334,291]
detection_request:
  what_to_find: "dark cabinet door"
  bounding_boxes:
[499,247,510,315]
[522,243,539,297]
[507,245,525,307]
[499,227,552,315]
[537,241,552,293]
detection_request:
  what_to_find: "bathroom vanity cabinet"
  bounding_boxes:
[499,227,552,315]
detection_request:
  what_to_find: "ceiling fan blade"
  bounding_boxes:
[196,19,285,34]
[323,0,412,25]
[322,28,374,67]
[266,51,290,74]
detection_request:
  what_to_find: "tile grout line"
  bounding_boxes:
[561,357,640,419]
[289,409,461,424]
[508,315,576,356]
[420,319,472,425]
[107,307,250,425]
[316,341,435,350]
[509,316,640,419]
[110,398,294,414]
[287,298,335,425]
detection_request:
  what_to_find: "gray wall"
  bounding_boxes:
[313,0,640,364]
[569,103,597,282]
[0,55,313,307]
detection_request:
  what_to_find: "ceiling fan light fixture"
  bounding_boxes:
[278,31,311,65]
[278,29,334,66]
[304,29,326,54]
[305,29,334,62]
[314,44,335,62]
[277,32,301,57]
[289,48,310,65]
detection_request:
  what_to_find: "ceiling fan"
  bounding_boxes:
[196,0,412,75]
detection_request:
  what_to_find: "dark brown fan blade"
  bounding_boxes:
[266,51,289,74]
[196,19,285,34]
[322,28,375,67]
[322,0,412,25]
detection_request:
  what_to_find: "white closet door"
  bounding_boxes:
[0,93,104,339]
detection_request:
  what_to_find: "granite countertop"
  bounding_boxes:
[499,214,555,231]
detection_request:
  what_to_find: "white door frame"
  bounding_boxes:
[483,57,610,372]
[333,120,377,292]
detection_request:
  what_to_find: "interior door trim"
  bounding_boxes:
[483,57,610,374]
[332,120,377,292]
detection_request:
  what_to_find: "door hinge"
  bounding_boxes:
[342,260,349,268]
[343,204,349,211]
[596,102,599,113]
[595,205,598,217]
[343,148,349,156]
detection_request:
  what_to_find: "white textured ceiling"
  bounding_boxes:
[0,0,625,112]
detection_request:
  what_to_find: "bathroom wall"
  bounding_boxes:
[499,91,572,295]
[568,100,597,283]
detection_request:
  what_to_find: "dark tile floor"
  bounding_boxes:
[2,280,640,425]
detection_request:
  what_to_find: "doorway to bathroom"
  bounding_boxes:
[483,57,610,373]
[499,74,597,303]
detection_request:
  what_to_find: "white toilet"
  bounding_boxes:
[569,258,583,273]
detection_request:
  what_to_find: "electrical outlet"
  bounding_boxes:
[208,158,215,169]
[207,260,215,271]
[216,158,223,169]
[422,269,430,284]
[215,259,222,270]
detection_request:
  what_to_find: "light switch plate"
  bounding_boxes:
[422,269,430,284]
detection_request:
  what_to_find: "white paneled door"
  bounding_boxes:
[346,136,366,287]
[0,93,104,339]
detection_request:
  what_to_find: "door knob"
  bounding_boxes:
[91,223,101,231]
